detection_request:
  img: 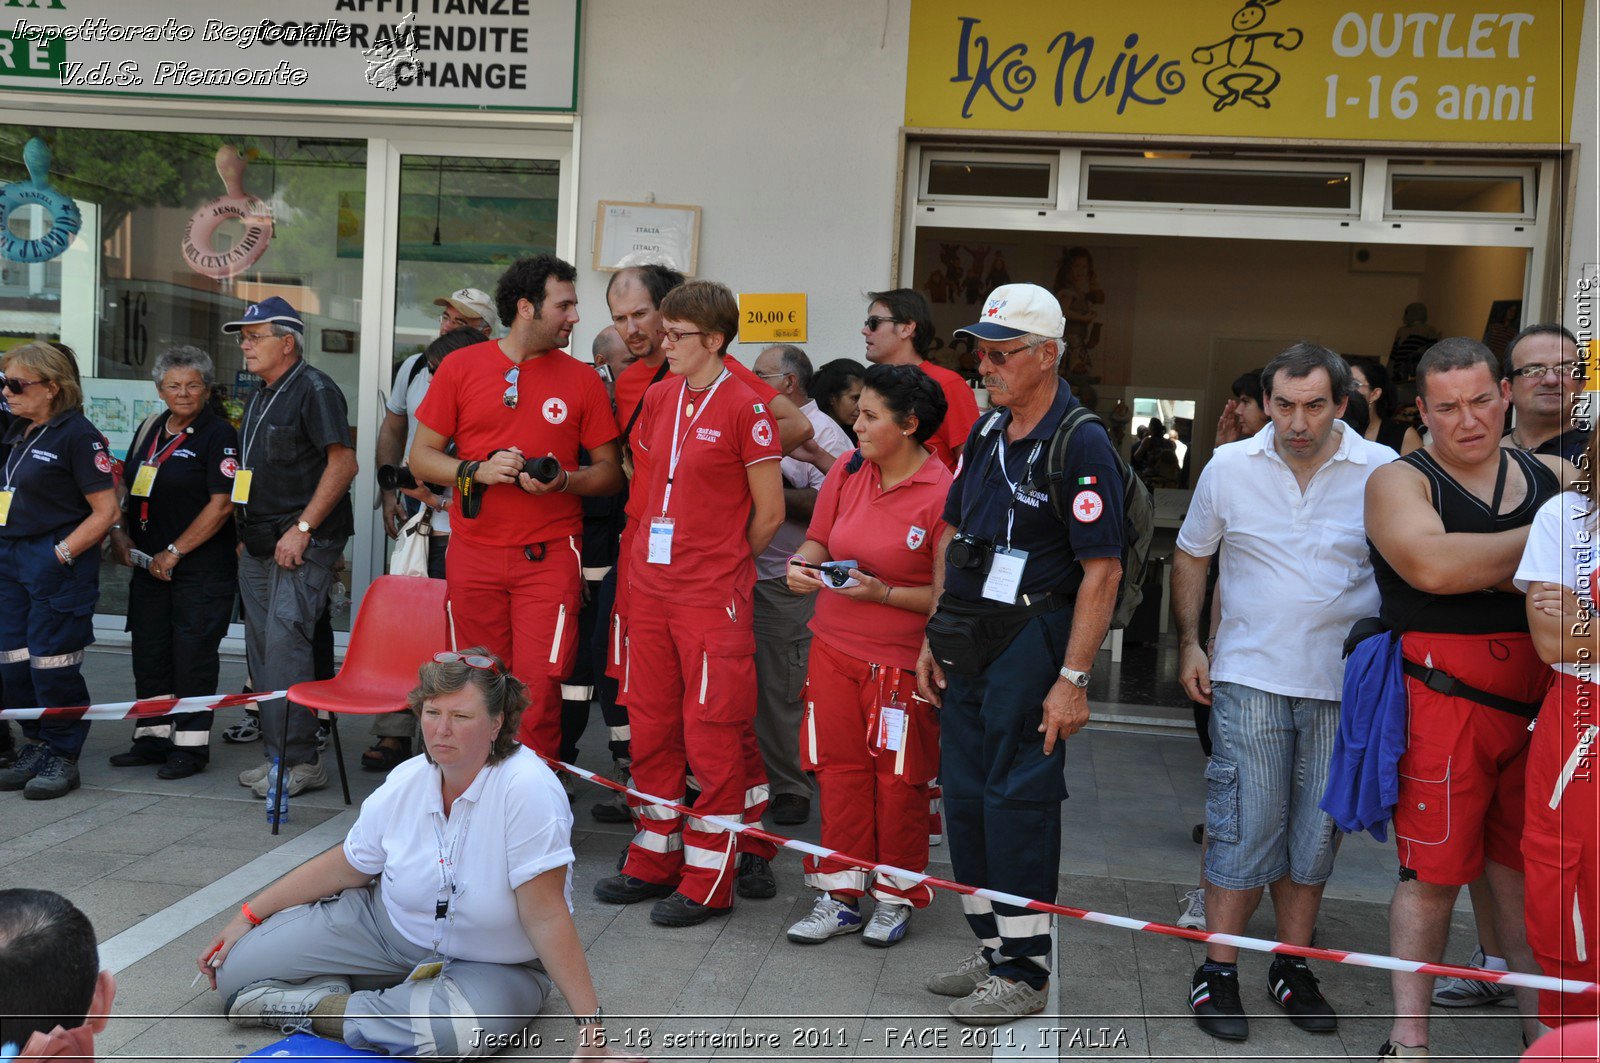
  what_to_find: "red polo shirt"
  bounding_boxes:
[919,360,979,470]
[806,450,953,669]
[630,371,781,605]
[416,340,619,547]
[621,354,780,525]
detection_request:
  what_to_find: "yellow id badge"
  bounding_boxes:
[405,961,444,983]
[231,468,253,504]
[0,489,12,527]
[130,463,158,498]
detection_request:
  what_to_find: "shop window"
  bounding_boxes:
[0,127,367,622]
[1388,169,1531,218]
[1083,159,1358,212]
[922,152,1055,205]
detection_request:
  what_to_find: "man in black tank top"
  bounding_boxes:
[1366,338,1575,1057]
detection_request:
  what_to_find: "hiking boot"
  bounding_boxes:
[0,742,49,791]
[926,949,989,997]
[1431,946,1515,1007]
[1176,887,1207,930]
[948,975,1047,1025]
[23,752,79,801]
[735,854,776,899]
[592,874,673,905]
[238,762,270,788]
[650,891,730,928]
[226,977,350,1033]
[223,714,262,743]
[786,895,862,944]
[590,759,633,823]
[251,759,328,798]
[109,747,165,767]
[862,902,911,947]
[1190,964,1248,1041]
[1268,956,1337,1032]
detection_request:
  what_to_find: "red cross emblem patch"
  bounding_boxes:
[542,397,568,425]
[1072,490,1103,523]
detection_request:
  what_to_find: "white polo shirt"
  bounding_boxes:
[1176,421,1397,702]
[387,351,451,534]
[757,399,855,580]
[1514,492,1598,678]
[343,745,574,964]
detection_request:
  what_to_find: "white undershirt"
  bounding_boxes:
[1514,491,1598,679]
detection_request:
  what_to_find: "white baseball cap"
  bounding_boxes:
[953,283,1065,342]
[433,288,498,330]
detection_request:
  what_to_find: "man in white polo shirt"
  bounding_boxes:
[1171,343,1397,1044]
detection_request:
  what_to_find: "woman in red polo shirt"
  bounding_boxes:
[784,363,951,948]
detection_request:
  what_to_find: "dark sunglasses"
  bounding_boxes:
[1,376,46,395]
[864,316,904,331]
[502,366,519,409]
[974,342,1034,366]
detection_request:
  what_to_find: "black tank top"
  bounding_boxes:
[1371,448,1560,634]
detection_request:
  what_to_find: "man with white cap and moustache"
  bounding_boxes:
[916,283,1125,1025]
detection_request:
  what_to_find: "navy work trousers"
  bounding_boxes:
[0,534,100,760]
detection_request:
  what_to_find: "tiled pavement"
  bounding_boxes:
[0,647,1526,1062]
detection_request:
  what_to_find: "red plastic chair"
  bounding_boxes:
[282,575,451,815]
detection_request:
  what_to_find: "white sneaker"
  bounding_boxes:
[223,715,262,743]
[238,763,270,788]
[926,949,990,997]
[1431,946,1516,1007]
[786,895,863,944]
[863,902,912,947]
[226,977,349,1033]
[1177,887,1207,930]
[251,759,329,798]
[948,974,1048,1025]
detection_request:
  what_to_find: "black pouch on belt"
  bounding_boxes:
[239,517,291,559]
[924,592,1070,676]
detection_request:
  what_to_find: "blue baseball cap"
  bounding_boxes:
[222,296,304,334]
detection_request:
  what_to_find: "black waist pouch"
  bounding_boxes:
[238,518,290,559]
[925,592,1069,676]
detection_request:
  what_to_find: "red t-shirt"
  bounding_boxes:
[629,371,781,604]
[919,361,979,470]
[622,355,780,525]
[416,340,619,547]
[807,451,953,669]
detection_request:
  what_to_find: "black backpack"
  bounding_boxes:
[974,406,1155,629]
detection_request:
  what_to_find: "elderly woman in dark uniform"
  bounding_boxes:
[108,346,239,779]
[0,342,119,800]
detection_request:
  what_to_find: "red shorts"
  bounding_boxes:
[445,536,582,759]
[1393,631,1549,885]
[1524,672,1600,1026]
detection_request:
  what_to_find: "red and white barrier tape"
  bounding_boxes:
[0,691,287,722]
[552,756,1600,1001]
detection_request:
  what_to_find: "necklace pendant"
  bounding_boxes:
[686,402,696,417]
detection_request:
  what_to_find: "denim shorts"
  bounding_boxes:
[1203,681,1340,891]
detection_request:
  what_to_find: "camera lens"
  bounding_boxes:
[377,464,418,491]
[523,456,563,484]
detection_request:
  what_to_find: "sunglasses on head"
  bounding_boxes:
[433,651,505,674]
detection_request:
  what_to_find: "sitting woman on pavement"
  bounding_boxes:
[784,363,951,947]
[199,650,632,1060]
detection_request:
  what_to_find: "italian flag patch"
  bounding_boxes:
[753,403,767,413]
[1077,475,1098,485]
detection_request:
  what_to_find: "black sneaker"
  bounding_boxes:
[650,891,730,927]
[23,752,80,801]
[735,854,776,899]
[1189,964,1248,1041]
[1267,956,1337,1033]
[157,752,206,780]
[592,874,673,905]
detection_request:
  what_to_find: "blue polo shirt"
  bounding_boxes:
[0,409,115,539]
[942,380,1124,602]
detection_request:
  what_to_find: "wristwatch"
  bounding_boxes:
[295,520,314,534]
[165,543,185,560]
[575,1006,604,1026]
[1058,666,1091,688]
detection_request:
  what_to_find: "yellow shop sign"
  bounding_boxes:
[906,0,1584,144]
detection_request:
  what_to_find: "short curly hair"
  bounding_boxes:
[407,648,527,764]
[494,254,578,331]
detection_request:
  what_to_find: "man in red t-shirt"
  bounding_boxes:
[592,279,785,927]
[410,255,623,759]
[862,288,980,470]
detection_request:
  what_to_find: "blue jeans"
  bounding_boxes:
[1204,681,1339,891]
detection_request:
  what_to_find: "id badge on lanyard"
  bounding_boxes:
[648,517,674,564]
[982,435,1040,605]
[0,490,11,527]
[130,463,158,498]
[650,372,728,566]
[230,469,253,504]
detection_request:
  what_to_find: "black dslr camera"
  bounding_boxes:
[946,532,993,572]
[376,464,418,491]
[522,456,563,484]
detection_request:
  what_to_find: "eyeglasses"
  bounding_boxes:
[0,376,45,395]
[236,332,279,348]
[161,382,208,395]
[433,651,504,674]
[864,316,904,331]
[973,342,1034,366]
[594,364,614,384]
[1514,360,1581,380]
[502,366,519,409]
[755,370,789,381]
[1349,379,1370,393]
[662,329,704,344]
